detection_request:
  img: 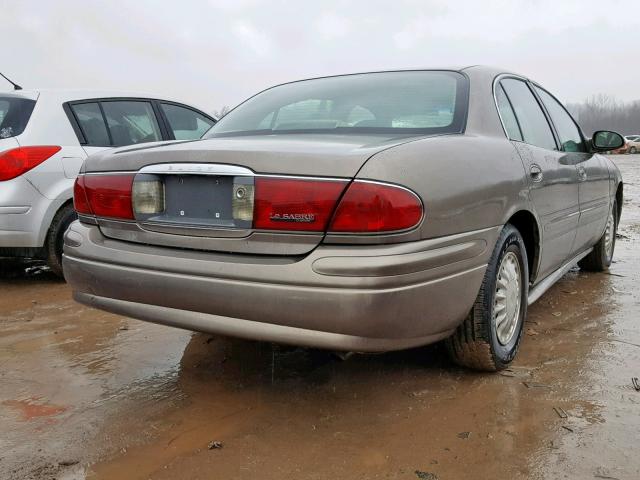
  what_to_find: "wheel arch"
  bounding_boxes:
[34,189,73,247]
[506,210,540,283]
[615,182,623,222]
[44,197,74,246]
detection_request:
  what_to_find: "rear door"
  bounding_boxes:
[66,98,169,177]
[158,102,215,140]
[101,100,163,146]
[66,98,164,156]
[65,101,109,174]
[532,85,610,254]
[497,78,580,280]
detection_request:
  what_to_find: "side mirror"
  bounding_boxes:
[592,130,625,151]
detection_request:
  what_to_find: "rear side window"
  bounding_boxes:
[0,96,36,139]
[101,101,162,146]
[160,103,215,140]
[534,87,586,153]
[71,102,110,146]
[500,79,557,151]
[495,85,523,141]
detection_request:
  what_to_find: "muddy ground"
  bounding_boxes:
[1,155,639,480]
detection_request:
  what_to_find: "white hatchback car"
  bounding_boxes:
[0,89,216,275]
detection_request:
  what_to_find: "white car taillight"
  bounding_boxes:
[0,146,61,181]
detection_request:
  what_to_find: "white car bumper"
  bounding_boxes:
[0,176,48,248]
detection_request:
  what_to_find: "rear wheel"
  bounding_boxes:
[45,203,77,278]
[446,224,529,371]
[578,199,617,272]
[630,146,637,154]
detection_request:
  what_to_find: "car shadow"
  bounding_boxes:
[0,258,61,282]
[176,331,459,396]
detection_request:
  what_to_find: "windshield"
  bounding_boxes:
[206,71,468,138]
[0,96,36,139]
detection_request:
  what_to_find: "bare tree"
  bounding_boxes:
[213,106,230,119]
[567,95,640,136]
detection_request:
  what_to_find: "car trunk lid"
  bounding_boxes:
[84,134,415,177]
[81,134,423,255]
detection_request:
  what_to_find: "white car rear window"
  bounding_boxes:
[0,96,36,139]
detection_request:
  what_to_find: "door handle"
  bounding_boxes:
[577,166,587,182]
[530,164,543,182]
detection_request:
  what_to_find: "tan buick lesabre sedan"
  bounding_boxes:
[63,66,624,371]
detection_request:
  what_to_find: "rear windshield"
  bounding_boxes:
[206,71,468,138]
[0,96,36,138]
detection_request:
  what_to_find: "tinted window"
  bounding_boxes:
[0,96,36,139]
[535,87,586,152]
[71,102,110,146]
[501,79,556,150]
[495,84,523,141]
[206,71,468,137]
[161,103,215,140]
[101,101,161,146]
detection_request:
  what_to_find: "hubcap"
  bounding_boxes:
[604,210,615,258]
[494,251,522,346]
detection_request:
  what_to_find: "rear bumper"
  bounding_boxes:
[0,177,48,249]
[64,222,499,352]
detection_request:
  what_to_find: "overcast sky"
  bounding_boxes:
[4,0,640,114]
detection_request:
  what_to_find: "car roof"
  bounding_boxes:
[0,90,39,100]
[0,88,200,107]
[248,65,528,93]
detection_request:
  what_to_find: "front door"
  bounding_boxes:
[574,154,611,251]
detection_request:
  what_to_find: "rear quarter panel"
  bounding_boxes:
[351,134,532,241]
[15,93,85,244]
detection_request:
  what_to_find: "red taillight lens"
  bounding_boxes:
[73,175,92,215]
[329,181,423,233]
[0,146,62,181]
[254,177,347,231]
[83,174,135,220]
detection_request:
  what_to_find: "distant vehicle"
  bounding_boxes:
[0,89,216,275]
[611,139,629,154]
[64,67,624,371]
[627,137,640,154]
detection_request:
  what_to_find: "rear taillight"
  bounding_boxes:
[73,175,92,215]
[328,181,423,233]
[72,172,422,233]
[75,174,135,220]
[254,177,348,231]
[132,179,165,215]
[252,177,422,234]
[0,146,61,181]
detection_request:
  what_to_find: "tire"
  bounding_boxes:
[446,224,529,371]
[630,147,637,154]
[578,199,617,272]
[45,203,77,278]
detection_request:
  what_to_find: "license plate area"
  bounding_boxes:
[134,173,253,229]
